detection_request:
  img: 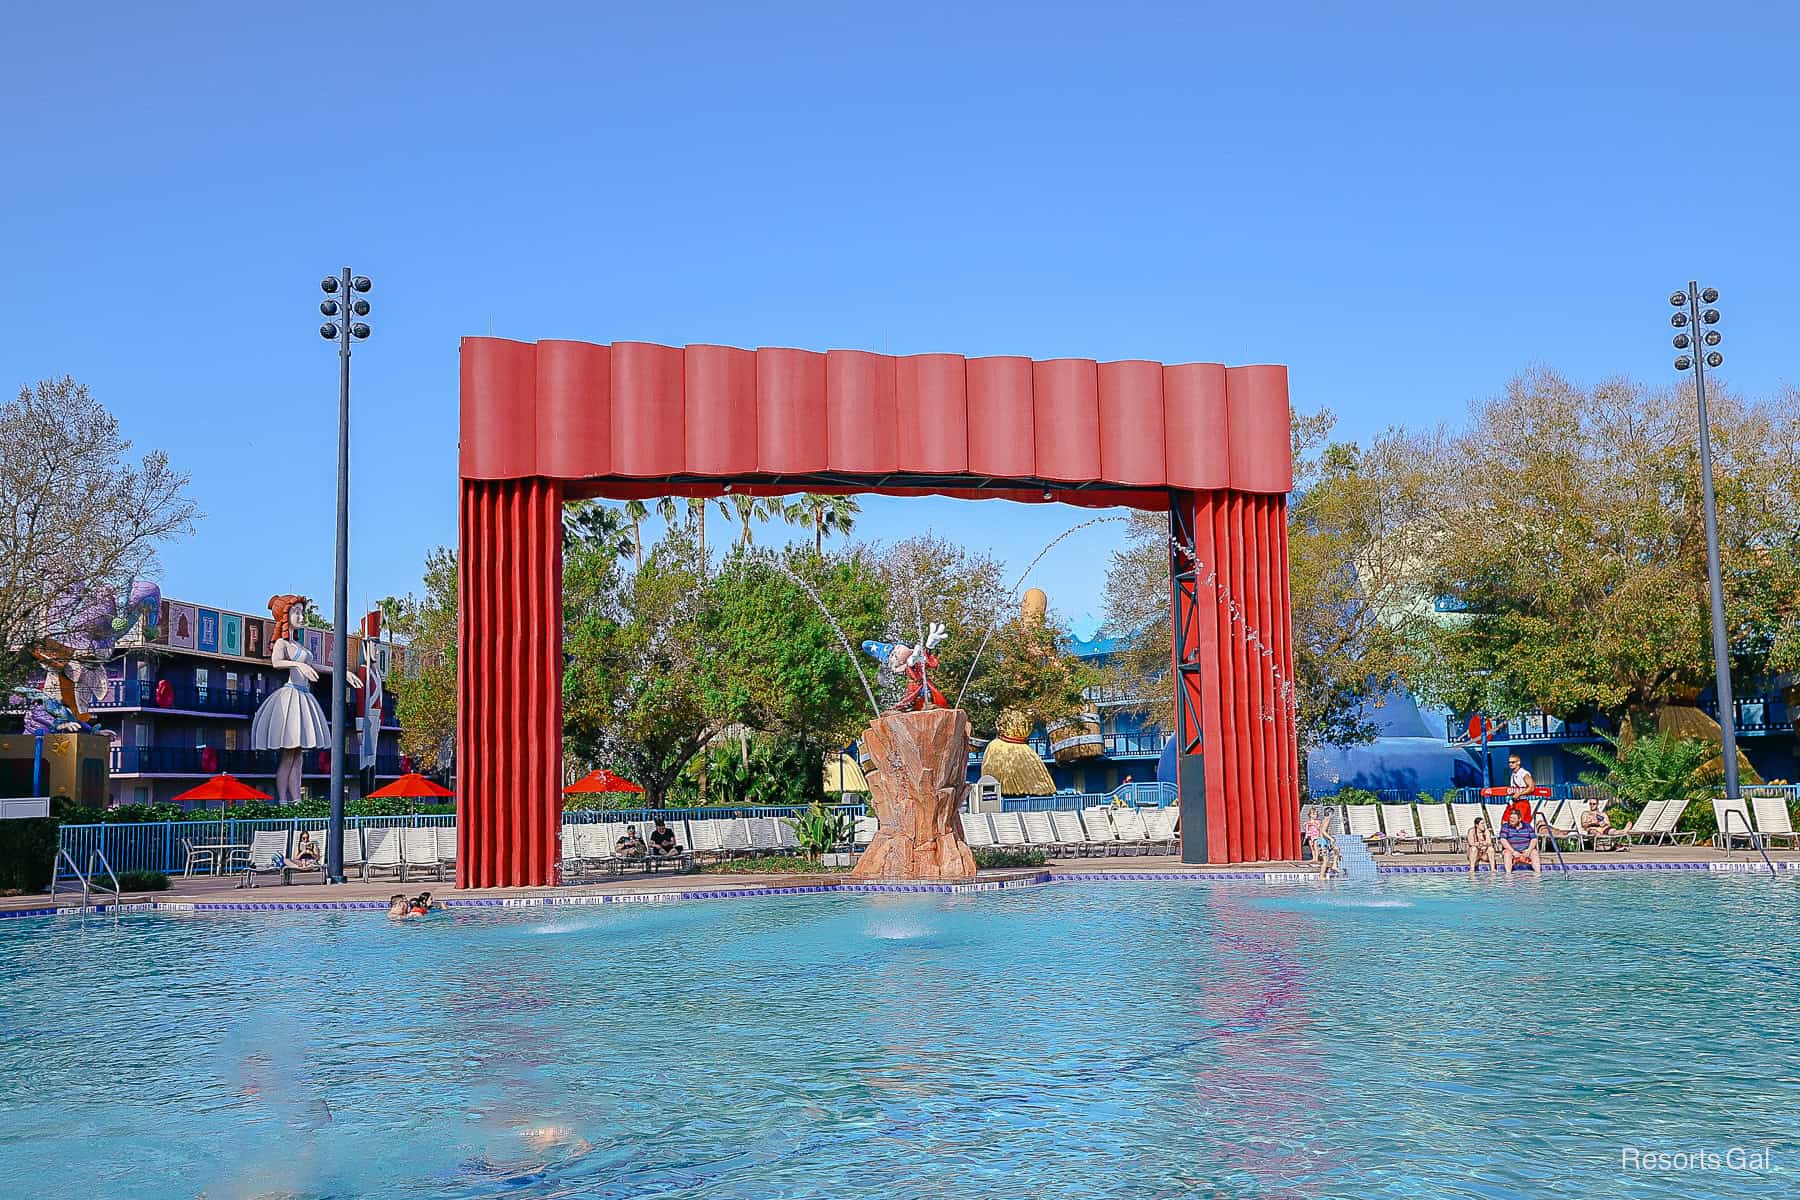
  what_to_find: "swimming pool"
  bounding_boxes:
[3,876,1795,1198]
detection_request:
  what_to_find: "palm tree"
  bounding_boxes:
[686,497,708,564]
[787,494,861,555]
[718,494,786,547]
[623,499,648,569]
[562,500,634,558]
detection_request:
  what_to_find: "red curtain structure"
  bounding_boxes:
[458,337,1299,886]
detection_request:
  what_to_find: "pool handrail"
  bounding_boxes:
[1717,805,1776,875]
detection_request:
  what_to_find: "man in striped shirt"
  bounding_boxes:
[1499,808,1542,874]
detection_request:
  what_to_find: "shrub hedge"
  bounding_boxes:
[0,817,60,894]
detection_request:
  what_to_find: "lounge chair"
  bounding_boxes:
[434,825,457,876]
[645,821,695,873]
[340,826,368,878]
[1378,804,1429,853]
[401,827,444,881]
[747,817,783,855]
[1051,809,1099,856]
[1484,802,1510,833]
[1414,803,1460,852]
[1109,807,1154,855]
[721,818,755,859]
[1534,799,1581,851]
[1712,797,1758,850]
[239,830,293,886]
[363,827,406,880]
[1020,810,1068,855]
[852,815,878,847]
[1450,803,1486,842]
[1639,799,1697,846]
[1749,795,1800,848]
[961,811,995,849]
[689,818,728,863]
[1141,806,1179,851]
[1345,805,1388,852]
[1081,808,1123,856]
[1613,799,1666,846]
[989,812,1029,847]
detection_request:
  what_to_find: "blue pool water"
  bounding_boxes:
[3,876,1797,1198]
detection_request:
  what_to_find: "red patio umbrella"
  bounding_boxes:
[564,768,644,795]
[365,772,455,799]
[172,774,272,804]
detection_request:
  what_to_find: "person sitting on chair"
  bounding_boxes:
[1467,817,1497,874]
[291,830,321,870]
[615,826,645,859]
[1499,808,1542,874]
[648,820,678,858]
[1579,796,1616,844]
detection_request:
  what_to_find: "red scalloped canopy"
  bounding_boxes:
[460,337,1292,510]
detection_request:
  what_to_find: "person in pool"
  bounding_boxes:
[409,892,442,916]
[1301,809,1340,879]
[386,894,410,920]
[1499,808,1542,874]
[1466,816,1497,874]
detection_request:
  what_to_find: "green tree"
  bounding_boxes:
[0,377,197,692]
[871,535,1007,724]
[562,528,726,807]
[622,499,649,569]
[1399,371,1800,726]
[716,494,789,548]
[787,493,861,555]
[563,499,636,558]
[703,545,889,746]
[380,547,458,772]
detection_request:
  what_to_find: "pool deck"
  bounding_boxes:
[6,843,1799,917]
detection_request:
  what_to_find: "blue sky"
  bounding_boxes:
[4,2,1795,629]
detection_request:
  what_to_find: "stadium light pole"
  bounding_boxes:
[1669,282,1738,804]
[318,268,372,883]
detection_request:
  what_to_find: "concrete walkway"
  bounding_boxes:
[6,843,1797,916]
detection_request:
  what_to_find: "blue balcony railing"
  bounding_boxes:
[1700,695,1794,735]
[1447,711,1593,745]
[85,678,259,717]
[111,745,404,777]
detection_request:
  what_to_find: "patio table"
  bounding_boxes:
[187,840,251,876]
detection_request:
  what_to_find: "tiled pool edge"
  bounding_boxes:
[9,858,1795,918]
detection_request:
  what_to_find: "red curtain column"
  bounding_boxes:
[1171,488,1299,864]
[458,478,564,888]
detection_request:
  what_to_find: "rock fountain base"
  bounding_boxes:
[850,707,978,881]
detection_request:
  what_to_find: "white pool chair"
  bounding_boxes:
[1344,805,1389,852]
[853,814,878,847]
[1450,803,1487,841]
[1750,795,1800,848]
[1051,809,1098,856]
[1019,810,1065,853]
[1614,799,1667,846]
[239,830,293,886]
[989,812,1028,847]
[1081,808,1123,855]
[747,817,783,854]
[1378,804,1428,853]
[961,811,995,848]
[688,819,728,862]
[1484,803,1510,832]
[1712,796,1757,850]
[1649,799,1697,846]
[721,818,755,858]
[772,817,801,853]
[1141,806,1179,850]
[400,827,444,882]
[363,827,405,880]
[339,826,368,878]
[1414,803,1459,851]
[1108,807,1153,855]
[434,825,457,875]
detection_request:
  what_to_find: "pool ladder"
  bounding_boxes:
[49,847,123,909]
[1718,808,1777,875]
